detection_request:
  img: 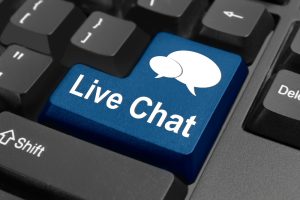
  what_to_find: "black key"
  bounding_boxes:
[0,45,59,115]
[0,189,22,200]
[198,0,274,63]
[0,112,187,200]
[0,0,86,58]
[62,11,150,77]
[127,0,208,36]
[246,70,300,149]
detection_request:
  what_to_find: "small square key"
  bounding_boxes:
[199,0,274,63]
[62,11,150,77]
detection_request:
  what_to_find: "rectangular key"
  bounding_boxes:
[0,0,85,58]
[246,70,300,149]
[199,0,274,63]
[0,112,187,200]
[42,32,248,183]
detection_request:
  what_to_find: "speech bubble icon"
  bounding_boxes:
[150,56,183,79]
[149,50,221,96]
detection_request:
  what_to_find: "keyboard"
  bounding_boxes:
[0,0,299,199]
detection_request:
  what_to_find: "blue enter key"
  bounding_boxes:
[41,33,247,183]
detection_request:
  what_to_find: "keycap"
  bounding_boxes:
[0,0,86,58]
[0,112,187,200]
[127,0,208,36]
[62,11,150,77]
[0,45,59,114]
[281,28,300,72]
[42,32,248,183]
[0,189,22,200]
[246,70,300,149]
[198,0,274,63]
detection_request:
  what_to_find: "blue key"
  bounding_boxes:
[41,33,247,183]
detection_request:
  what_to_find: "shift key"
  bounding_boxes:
[247,70,300,149]
[0,112,186,200]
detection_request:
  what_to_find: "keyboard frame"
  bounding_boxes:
[1,0,299,199]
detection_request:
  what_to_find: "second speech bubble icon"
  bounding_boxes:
[150,50,222,96]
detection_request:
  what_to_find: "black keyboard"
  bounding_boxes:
[0,0,299,199]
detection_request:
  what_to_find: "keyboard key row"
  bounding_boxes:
[0,0,275,67]
[0,112,187,200]
[0,0,150,77]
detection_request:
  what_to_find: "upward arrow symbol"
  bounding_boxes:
[0,130,16,146]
